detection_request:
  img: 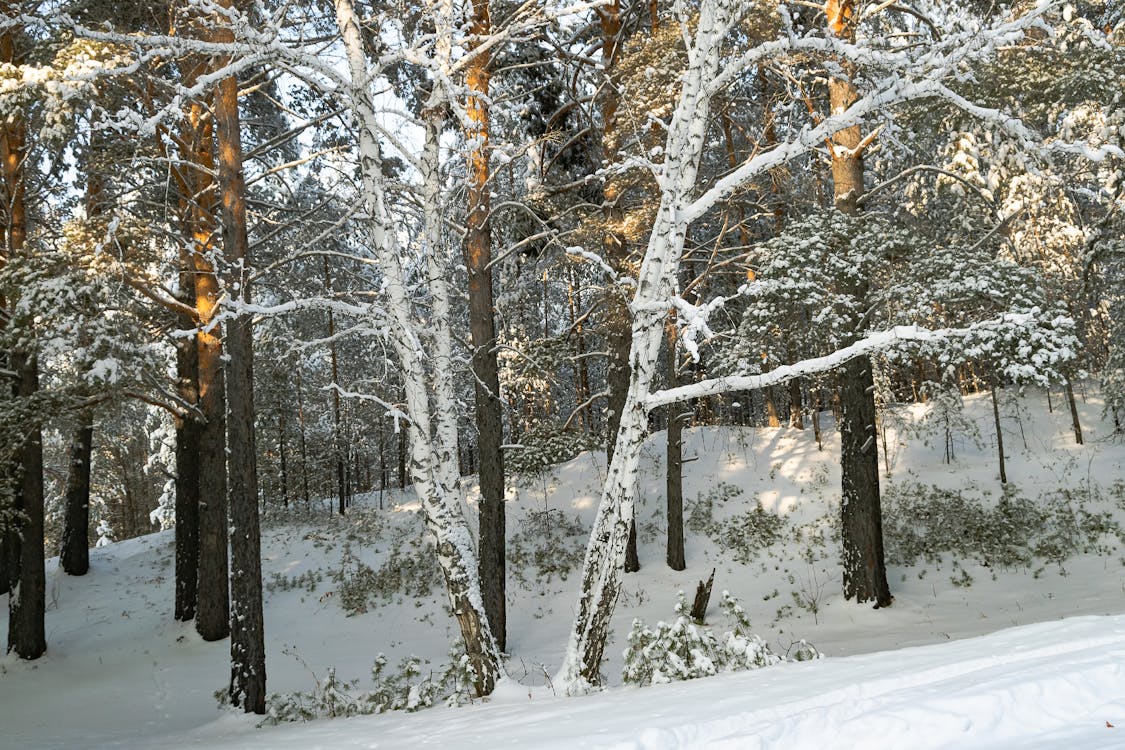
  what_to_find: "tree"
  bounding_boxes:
[209,0,265,713]
[463,0,507,652]
[1,6,45,659]
[556,0,1092,691]
[825,0,892,607]
[330,0,503,694]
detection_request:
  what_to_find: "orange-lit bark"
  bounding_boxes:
[180,55,230,643]
[464,0,506,652]
[1,9,45,659]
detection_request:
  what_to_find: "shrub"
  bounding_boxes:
[622,592,788,687]
[882,482,1119,568]
[260,648,478,725]
[508,509,587,588]
[687,483,786,564]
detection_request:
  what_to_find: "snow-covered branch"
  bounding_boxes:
[646,315,1036,409]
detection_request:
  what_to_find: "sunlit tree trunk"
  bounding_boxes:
[826,0,891,607]
[181,54,229,642]
[464,0,507,653]
[333,0,501,694]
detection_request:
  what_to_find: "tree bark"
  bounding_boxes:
[177,52,230,642]
[599,0,640,574]
[788,377,804,429]
[60,412,95,576]
[1,16,44,656]
[991,385,1007,485]
[464,0,507,654]
[1065,378,1083,445]
[665,321,685,571]
[212,11,266,711]
[839,356,891,605]
[827,0,891,607]
[296,364,311,507]
[8,352,46,659]
[174,332,202,621]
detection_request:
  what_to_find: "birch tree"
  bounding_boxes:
[555,0,1119,691]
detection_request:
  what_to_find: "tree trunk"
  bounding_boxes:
[323,257,348,516]
[827,1,891,607]
[991,385,1007,485]
[8,352,46,659]
[296,365,311,507]
[1,19,44,656]
[278,403,289,508]
[765,387,781,427]
[665,321,685,571]
[558,0,731,689]
[174,326,202,621]
[839,356,891,606]
[212,19,266,712]
[0,10,23,600]
[333,0,501,695]
[600,0,640,574]
[1065,378,1083,445]
[60,411,95,576]
[788,377,804,429]
[464,0,507,654]
[180,54,230,643]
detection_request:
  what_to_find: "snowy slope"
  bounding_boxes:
[2,385,1124,749]
[116,615,1125,750]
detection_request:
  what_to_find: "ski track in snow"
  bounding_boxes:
[125,616,1125,750]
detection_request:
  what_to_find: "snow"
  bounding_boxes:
[3,386,1125,748]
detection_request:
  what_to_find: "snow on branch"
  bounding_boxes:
[645,314,1033,410]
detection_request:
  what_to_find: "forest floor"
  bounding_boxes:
[2,385,1124,749]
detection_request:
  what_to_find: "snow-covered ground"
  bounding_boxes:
[2,386,1124,749]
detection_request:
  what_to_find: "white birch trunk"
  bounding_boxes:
[555,0,735,692]
[333,0,502,695]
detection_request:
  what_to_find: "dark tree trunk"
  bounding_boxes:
[839,356,892,606]
[278,404,289,508]
[665,323,685,571]
[296,365,311,507]
[178,53,229,642]
[788,377,804,429]
[812,389,823,451]
[1065,379,1083,446]
[464,0,506,653]
[689,569,715,623]
[1,21,44,656]
[60,412,95,576]
[174,398,201,621]
[991,385,1007,485]
[828,1,890,607]
[8,352,46,659]
[192,188,229,645]
[213,30,266,713]
[397,424,408,489]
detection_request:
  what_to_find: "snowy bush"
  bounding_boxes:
[331,527,440,615]
[260,648,477,725]
[882,482,1119,569]
[687,484,786,564]
[621,592,785,687]
[508,509,586,587]
[505,422,603,477]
